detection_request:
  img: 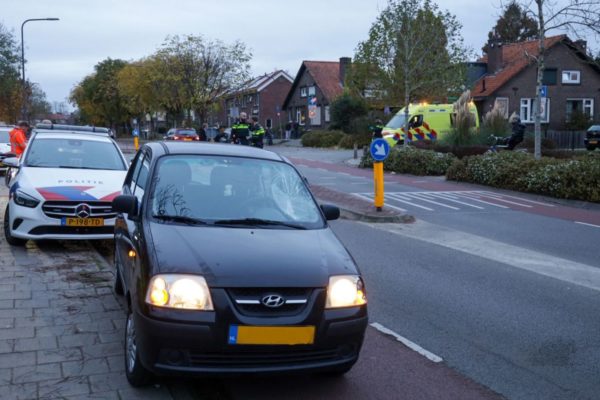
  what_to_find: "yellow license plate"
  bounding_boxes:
[228,325,315,345]
[62,218,104,227]
[590,140,598,144]
[184,138,192,141]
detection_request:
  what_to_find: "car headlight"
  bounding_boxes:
[145,274,213,311]
[14,190,40,208]
[326,275,367,309]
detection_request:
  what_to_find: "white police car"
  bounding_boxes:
[3,124,128,245]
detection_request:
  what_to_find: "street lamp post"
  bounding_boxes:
[21,17,59,121]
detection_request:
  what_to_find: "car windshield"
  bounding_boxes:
[150,155,325,229]
[25,138,126,170]
[386,113,406,129]
[173,130,196,136]
[0,131,9,143]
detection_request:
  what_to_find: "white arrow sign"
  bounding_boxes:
[374,143,387,157]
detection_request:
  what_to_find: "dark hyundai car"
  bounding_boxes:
[164,128,200,142]
[112,142,368,386]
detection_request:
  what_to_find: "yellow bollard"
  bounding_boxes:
[374,161,384,211]
[134,136,139,151]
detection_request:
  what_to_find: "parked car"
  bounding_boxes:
[0,126,13,175]
[112,142,368,386]
[204,127,220,141]
[164,128,200,142]
[3,124,128,245]
[584,125,600,151]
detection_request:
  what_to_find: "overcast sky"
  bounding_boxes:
[0,0,537,108]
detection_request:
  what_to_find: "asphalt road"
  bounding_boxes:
[268,144,600,400]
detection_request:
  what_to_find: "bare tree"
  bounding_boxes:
[515,0,600,159]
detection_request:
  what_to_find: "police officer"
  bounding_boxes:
[9,121,29,157]
[508,115,525,150]
[370,118,384,140]
[249,116,265,148]
[231,112,251,145]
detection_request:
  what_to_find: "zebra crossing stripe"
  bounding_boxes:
[481,191,555,207]
[386,193,434,211]
[424,193,485,209]
[401,192,460,210]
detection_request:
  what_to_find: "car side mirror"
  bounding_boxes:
[2,157,19,168]
[320,204,340,221]
[112,195,139,219]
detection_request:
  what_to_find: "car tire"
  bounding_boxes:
[114,259,124,296]
[3,206,26,247]
[124,308,152,387]
[586,145,596,151]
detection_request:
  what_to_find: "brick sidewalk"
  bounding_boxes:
[0,196,172,399]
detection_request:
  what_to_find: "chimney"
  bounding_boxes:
[339,57,351,86]
[486,36,503,74]
[574,39,587,52]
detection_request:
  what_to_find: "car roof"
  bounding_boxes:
[588,125,600,130]
[145,142,285,162]
[31,131,114,142]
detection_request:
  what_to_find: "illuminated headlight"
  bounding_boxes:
[145,274,213,311]
[14,190,40,208]
[326,275,367,309]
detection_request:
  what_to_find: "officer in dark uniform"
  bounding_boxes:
[230,112,251,145]
[508,115,525,150]
[249,116,265,148]
[370,118,384,140]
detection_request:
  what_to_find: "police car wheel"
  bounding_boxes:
[3,206,26,247]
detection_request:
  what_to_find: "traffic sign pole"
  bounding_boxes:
[374,162,384,211]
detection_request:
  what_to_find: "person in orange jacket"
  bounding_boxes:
[9,121,29,157]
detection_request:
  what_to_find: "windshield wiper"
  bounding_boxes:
[55,165,104,170]
[213,218,306,230]
[153,215,209,225]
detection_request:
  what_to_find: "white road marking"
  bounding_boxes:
[401,193,460,210]
[457,193,510,208]
[481,191,556,207]
[367,220,600,292]
[425,193,485,209]
[352,193,407,212]
[474,193,533,208]
[387,193,434,211]
[370,322,443,363]
[575,221,600,229]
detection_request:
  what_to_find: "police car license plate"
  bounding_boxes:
[62,218,104,227]
[228,325,315,345]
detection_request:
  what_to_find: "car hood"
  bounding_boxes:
[148,223,358,288]
[18,167,126,202]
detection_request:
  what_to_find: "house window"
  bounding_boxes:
[542,68,557,85]
[566,98,594,121]
[495,97,509,118]
[308,86,316,96]
[265,118,272,128]
[247,95,253,104]
[562,70,581,84]
[324,106,330,122]
[300,87,307,98]
[310,106,321,126]
[520,98,550,123]
[296,108,306,125]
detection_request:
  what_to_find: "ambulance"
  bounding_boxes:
[382,103,479,146]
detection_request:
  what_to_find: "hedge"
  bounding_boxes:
[300,130,345,148]
[446,151,600,202]
[360,145,456,176]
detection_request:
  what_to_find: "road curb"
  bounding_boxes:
[336,205,415,223]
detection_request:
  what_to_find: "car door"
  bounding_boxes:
[115,150,150,295]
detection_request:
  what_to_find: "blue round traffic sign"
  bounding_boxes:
[370,138,390,161]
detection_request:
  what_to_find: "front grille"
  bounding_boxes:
[28,226,114,235]
[42,201,116,219]
[184,345,357,368]
[227,288,312,317]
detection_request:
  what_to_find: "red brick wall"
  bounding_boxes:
[259,76,292,133]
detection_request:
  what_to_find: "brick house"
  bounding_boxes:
[282,58,350,130]
[216,70,293,130]
[472,35,600,133]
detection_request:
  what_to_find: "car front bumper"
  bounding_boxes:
[133,288,368,376]
[8,202,116,241]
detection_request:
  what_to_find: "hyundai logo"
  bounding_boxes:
[261,294,285,308]
[75,204,91,218]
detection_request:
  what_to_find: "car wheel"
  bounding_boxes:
[586,145,596,151]
[113,250,124,296]
[124,309,152,387]
[3,206,26,246]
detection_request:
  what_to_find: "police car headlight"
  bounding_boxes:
[326,275,367,309]
[146,274,213,311]
[14,190,40,208]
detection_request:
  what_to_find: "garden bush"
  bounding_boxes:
[360,146,456,176]
[300,130,345,148]
[337,132,372,149]
[446,152,600,202]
